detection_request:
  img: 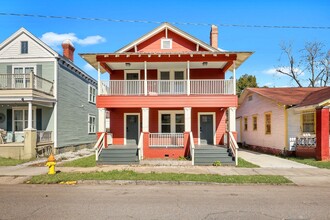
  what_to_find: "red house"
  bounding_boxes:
[81,23,252,165]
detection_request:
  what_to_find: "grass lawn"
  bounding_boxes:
[237,158,259,168]
[0,157,30,166]
[28,170,291,184]
[59,155,96,167]
[286,157,330,169]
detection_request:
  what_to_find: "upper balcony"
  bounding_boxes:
[99,79,234,96]
[0,73,54,98]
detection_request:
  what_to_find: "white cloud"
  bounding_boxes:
[40,32,106,48]
[83,63,96,72]
[263,67,304,76]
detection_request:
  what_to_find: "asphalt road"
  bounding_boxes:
[0,184,329,220]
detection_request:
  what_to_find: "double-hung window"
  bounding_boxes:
[302,112,315,133]
[160,111,184,133]
[13,108,36,131]
[88,114,96,134]
[21,41,28,54]
[12,66,35,88]
[265,113,272,134]
[88,84,96,104]
[252,116,257,131]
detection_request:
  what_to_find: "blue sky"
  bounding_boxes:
[0,0,329,86]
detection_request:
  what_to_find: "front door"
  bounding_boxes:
[200,114,214,145]
[126,115,139,145]
[126,73,139,95]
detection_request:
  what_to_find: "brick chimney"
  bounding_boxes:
[210,25,218,49]
[62,39,75,62]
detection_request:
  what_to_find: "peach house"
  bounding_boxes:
[81,23,252,165]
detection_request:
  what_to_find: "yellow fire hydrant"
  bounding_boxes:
[46,153,56,175]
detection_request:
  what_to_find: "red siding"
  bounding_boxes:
[97,95,237,108]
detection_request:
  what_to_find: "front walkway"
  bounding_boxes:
[238,149,315,168]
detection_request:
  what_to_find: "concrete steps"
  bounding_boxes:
[194,146,235,166]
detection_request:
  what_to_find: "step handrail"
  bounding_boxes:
[189,132,195,165]
[228,131,239,166]
[94,132,105,161]
[137,133,144,160]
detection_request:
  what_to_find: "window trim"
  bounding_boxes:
[158,110,184,133]
[301,111,316,134]
[161,38,172,49]
[88,84,96,104]
[264,112,272,135]
[12,107,37,131]
[21,41,28,54]
[88,114,96,134]
[124,70,140,80]
[252,115,257,131]
[244,117,248,131]
[157,69,186,80]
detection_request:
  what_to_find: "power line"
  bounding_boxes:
[0,12,329,30]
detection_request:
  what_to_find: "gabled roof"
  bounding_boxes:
[298,87,330,107]
[0,27,97,85]
[0,27,59,57]
[116,22,219,53]
[240,87,324,106]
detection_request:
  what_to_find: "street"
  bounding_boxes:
[1,184,329,220]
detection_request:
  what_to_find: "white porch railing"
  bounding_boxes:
[228,131,239,166]
[137,133,144,160]
[0,74,54,95]
[149,133,184,148]
[189,132,195,165]
[100,79,234,96]
[37,131,52,143]
[94,132,105,161]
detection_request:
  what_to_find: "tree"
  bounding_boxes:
[276,41,329,87]
[236,74,258,96]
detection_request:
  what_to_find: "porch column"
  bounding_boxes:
[315,106,329,161]
[97,62,101,95]
[228,107,236,132]
[184,107,191,132]
[27,101,33,129]
[142,108,149,132]
[187,61,190,96]
[98,108,106,132]
[233,61,236,95]
[144,61,147,96]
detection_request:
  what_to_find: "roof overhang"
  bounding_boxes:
[80,51,253,74]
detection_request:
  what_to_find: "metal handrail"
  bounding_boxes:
[94,132,105,161]
[228,131,239,166]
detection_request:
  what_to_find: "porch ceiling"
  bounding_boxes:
[107,61,227,70]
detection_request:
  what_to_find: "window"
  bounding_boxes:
[248,95,253,101]
[88,84,96,104]
[302,112,315,133]
[160,111,184,133]
[244,117,248,131]
[265,113,271,134]
[161,38,172,49]
[13,108,36,131]
[13,66,35,88]
[88,114,96,134]
[253,116,257,131]
[21,41,28,54]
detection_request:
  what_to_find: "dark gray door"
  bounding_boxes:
[200,115,214,145]
[126,73,139,95]
[126,115,139,145]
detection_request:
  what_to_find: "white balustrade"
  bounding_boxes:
[149,133,184,147]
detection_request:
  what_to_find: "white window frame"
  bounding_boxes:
[12,65,36,88]
[157,69,186,80]
[158,110,185,133]
[197,112,216,145]
[88,84,96,104]
[161,38,172,49]
[12,107,37,132]
[124,70,140,80]
[88,114,96,134]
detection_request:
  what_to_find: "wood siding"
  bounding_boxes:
[237,93,286,150]
[98,95,237,108]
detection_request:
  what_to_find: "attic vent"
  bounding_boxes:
[161,38,172,49]
[248,95,253,101]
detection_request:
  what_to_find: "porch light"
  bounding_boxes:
[202,62,208,66]
[125,63,131,67]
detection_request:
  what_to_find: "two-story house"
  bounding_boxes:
[81,23,252,165]
[0,28,98,159]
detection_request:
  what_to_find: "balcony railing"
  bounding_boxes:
[149,133,184,148]
[0,74,54,95]
[100,79,234,96]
